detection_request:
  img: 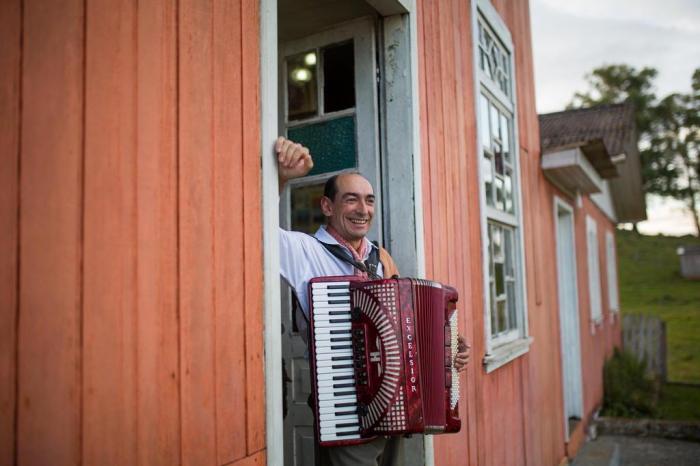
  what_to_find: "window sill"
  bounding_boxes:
[483,337,533,374]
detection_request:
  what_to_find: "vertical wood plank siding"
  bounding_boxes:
[17,0,84,464]
[1,0,264,465]
[415,0,622,465]
[0,1,21,464]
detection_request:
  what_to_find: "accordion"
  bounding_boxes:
[308,275,461,447]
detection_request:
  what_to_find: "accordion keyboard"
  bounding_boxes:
[311,281,362,442]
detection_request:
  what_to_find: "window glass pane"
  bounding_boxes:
[490,282,498,334]
[287,50,318,120]
[504,228,514,276]
[504,170,513,213]
[323,41,355,113]
[483,155,494,207]
[288,116,356,176]
[494,142,504,176]
[496,300,507,334]
[490,102,500,141]
[495,176,504,211]
[495,263,505,296]
[291,183,326,234]
[507,282,516,330]
[492,224,503,262]
[500,113,510,161]
[479,94,491,150]
[487,223,494,275]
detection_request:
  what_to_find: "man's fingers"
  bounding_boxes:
[275,136,286,153]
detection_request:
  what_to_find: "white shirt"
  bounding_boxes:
[279,225,383,325]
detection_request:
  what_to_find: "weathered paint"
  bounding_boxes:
[1,1,264,465]
[417,0,621,465]
[0,0,625,465]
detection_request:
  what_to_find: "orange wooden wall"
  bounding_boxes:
[0,1,265,465]
[417,1,621,465]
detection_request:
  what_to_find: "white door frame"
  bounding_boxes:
[553,196,584,440]
[261,1,427,464]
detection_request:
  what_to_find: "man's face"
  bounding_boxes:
[321,174,375,245]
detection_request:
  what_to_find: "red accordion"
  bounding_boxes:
[308,276,461,447]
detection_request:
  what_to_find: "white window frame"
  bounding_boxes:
[472,0,531,372]
[586,215,603,325]
[605,230,620,312]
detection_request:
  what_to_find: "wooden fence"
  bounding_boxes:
[622,314,667,381]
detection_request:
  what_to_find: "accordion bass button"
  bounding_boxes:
[351,307,362,321]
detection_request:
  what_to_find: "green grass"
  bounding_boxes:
[617,230,700,383]
[656,383,700,420]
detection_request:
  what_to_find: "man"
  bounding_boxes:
[275,136,469,466]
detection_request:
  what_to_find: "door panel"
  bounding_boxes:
[555,204,584,439]
[280,17,380,466]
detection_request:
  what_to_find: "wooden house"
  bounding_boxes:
[0,0,645,465]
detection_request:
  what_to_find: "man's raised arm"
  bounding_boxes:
[276,136,314,191]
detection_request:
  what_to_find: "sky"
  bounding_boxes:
[530,0,700,236]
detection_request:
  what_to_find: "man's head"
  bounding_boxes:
[320,173,375,247]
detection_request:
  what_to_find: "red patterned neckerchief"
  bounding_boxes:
[325,224,369,278]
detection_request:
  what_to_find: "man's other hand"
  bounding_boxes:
[276,136,314,183]
[454,335,471,373]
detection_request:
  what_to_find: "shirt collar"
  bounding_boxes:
[314,225,376,259]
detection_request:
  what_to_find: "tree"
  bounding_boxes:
[570,65,700,236]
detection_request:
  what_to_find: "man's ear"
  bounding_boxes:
[320,196,333,217]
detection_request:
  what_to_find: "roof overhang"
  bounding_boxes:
[541,146,604,194]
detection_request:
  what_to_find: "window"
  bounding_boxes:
[586,216,603,323]
[605,231,619,312]
[475,0,529,367]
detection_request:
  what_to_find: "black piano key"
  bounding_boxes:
[327,299,350,305]
[329,337,352,342]
[330,329,351,335]
[336,431,360,437]
[334,402,357,408]
[335,410,357,416]
[329,318,351,323]
[336,422,359,428]
[333,390,355,397]
[328,310,350,316]
[331,364,353,370]
[326,292,350,297]
[330,345,352,351]
[331,355,352,361]
[332,382,355,389]
[333,374,354,381]
[324,284,349,290]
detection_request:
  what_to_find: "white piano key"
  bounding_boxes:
[312,289,350,297]
[316,378,355,388]
[318,391,356,401]
[314,345,353,354]
[320,424,360,435]
[318,395,356,407]
[314,340,352,349]
[313,327,352,336]
[320,433,361,442]
[320,412,358,422]
[314,351,353,361]
[312,282,350,289]
[318,403,356,414]
[316,369,354,381]
[313,321,352,329]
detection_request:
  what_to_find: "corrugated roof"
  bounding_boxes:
[539,102,636,157]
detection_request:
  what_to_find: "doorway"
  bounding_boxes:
[554,198,584,440]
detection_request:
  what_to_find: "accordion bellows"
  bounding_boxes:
[308,276,461,447]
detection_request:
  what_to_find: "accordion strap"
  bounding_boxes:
[315,238,382,280]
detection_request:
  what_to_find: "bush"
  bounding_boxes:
[602,348,657,418]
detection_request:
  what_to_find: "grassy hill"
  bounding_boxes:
[616,230,700,383]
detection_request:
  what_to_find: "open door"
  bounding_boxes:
[554,198,584,440]
[278,16,381,466]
